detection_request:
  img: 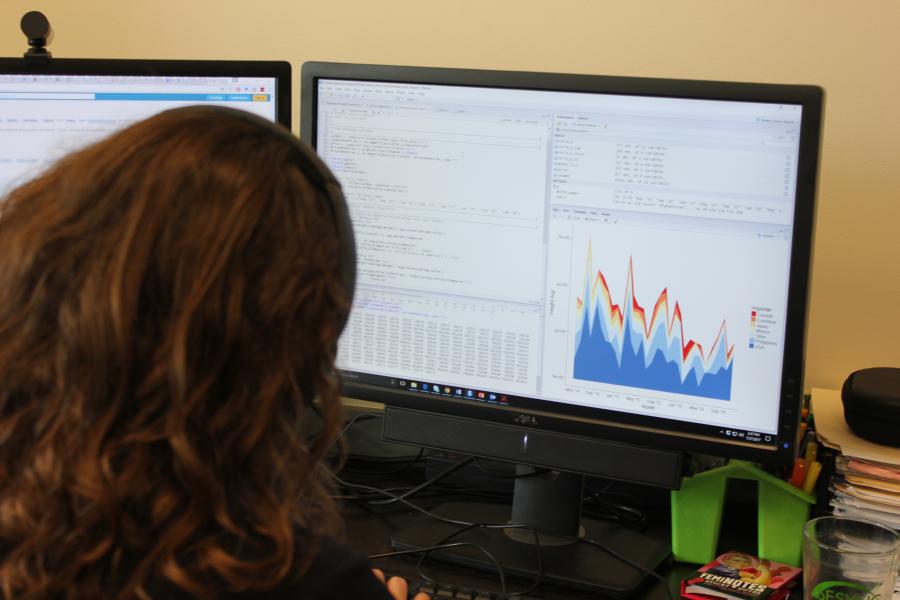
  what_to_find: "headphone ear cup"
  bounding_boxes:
[321,180,356,332]
[258,118,357,330]
[281,151,355,333]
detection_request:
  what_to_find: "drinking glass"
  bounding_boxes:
[802,516,899,600]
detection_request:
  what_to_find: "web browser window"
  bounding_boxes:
[0,75,278,196]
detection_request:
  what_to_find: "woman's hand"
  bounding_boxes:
[372,568,431,600]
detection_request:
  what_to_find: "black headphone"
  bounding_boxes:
[172,105,357,333]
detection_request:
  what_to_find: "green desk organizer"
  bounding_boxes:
[670,460,815,567]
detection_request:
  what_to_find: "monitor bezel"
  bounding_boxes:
[301,61,823,465]
[0,57,291,127]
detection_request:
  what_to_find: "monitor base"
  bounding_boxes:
[391,502,670,597]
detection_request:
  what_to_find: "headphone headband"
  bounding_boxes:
[169,105,357,332]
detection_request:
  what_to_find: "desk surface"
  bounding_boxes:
[339,468,700,600]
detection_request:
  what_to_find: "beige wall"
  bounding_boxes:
[3,1,899,390]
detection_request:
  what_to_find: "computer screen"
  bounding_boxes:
[0,58,290,197]
[302,63,822,471]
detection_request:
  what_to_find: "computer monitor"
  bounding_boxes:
[0,58,290,197]
[301,62,823,594]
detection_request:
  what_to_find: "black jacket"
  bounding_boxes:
[146,538,394,599]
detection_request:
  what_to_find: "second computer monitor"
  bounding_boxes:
[0,58,290,198]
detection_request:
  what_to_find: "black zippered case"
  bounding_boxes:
[841,368,900,448]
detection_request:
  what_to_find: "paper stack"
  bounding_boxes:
[811,388,900,600]
[831,456,900,526]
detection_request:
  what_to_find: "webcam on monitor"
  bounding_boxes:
[21,10,53,61]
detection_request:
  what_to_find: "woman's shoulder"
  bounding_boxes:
[147,537,393,600]
[266,537,393,600]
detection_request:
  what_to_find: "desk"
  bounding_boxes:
[339,465,703,599]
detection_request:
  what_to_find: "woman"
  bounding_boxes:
[0,106,427,599]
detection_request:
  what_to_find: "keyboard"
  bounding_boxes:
[402,576,543,599]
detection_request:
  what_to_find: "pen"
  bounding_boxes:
[803,440,818,465]
[802,460,822,494]
[804,429,817,447]
[789,457,807,488]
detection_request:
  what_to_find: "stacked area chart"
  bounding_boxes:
[574,247,734,401]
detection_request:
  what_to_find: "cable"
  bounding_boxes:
[312,411,382,463]
[583,481,648,530]
[333,411,382,447]
[318,410,427,482]
[366,455,475,506]
[585,479,614,498]
[336,484,513,505]
[582,499,647,531]
[415,522,545,597]
[331,484,416,501]
[580,537,674,600]
[342,473,524,596]
[416,525,508,595]
[337,468,667,598]
[328,467,540,532]
[343,446,426,476]
[328,468,486,528]
[329,422,658,597]
[585,480,649,509]
[368,542,507,594]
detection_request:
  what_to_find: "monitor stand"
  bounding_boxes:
[391,466,670,597]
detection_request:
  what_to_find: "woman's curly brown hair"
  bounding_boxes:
[0,108,351,598]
